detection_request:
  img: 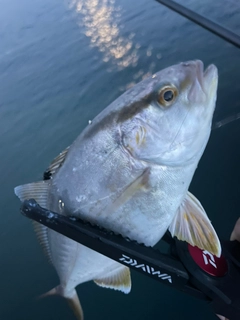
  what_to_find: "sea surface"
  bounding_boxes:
[1,0,240,319]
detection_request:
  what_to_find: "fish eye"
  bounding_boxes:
[157,86,178,107]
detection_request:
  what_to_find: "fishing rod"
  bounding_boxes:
[155,0,240,130]
[155,0,240,49]
[21,199,240,320]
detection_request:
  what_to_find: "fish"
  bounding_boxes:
[14,60,220,320]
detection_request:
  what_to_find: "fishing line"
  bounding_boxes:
[221,0,240,11]
[155,0,240,49]
[212,112,240,130]
[155,0,240,130]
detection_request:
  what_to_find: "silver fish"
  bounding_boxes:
[15,60,220,319]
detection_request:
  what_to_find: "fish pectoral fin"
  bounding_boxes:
[104,168,151,215]
[94,266,131,294]
[168,191,221,257]
[14,181,53,263]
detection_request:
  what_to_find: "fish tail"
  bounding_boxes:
[66,290,84,320]
[38,286,84,320]
[37,285,61,299]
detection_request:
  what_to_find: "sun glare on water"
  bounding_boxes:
[69,0,139,69]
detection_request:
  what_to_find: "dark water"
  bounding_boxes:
[1,0,240,319]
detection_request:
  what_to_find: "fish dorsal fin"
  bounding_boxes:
[94,266,131,294]
[14,180,49,207]
[44,146,70,180]
[14,181,52,263]
[169,191,221,257]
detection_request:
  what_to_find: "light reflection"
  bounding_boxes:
[68,0,163,91]
[70,0,139,69]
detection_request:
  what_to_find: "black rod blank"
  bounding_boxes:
[155,0,240,49]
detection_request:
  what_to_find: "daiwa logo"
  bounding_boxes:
[202,250,217,268]
[119,254,172,283]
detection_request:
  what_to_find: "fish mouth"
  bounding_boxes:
[195,60,218,95]
[185,60,218,102]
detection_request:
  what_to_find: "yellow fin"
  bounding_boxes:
[67,292,84,320]
[94,266,131,294]
[39,286,84,320]
[230,217,240,241]
[169,191,221,257]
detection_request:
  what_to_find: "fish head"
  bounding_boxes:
[120,60,218,166]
